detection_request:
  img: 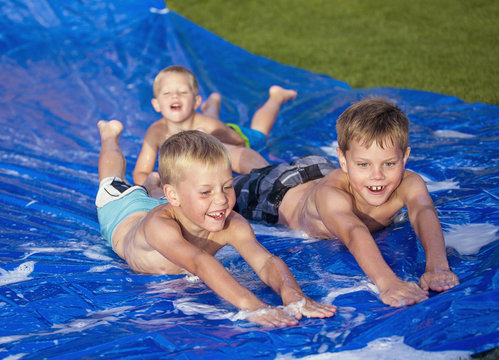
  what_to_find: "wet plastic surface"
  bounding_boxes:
[0,0,497,359]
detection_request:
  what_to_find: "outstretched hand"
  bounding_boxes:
[379,278,429,307]
[285,297,337,319]
[240,306,299,328]
[419,268,459,292]
[237,297,336,327]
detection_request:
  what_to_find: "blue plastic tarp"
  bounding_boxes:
[0,0,498,359]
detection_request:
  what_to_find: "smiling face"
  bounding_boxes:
[151,71,201,124]
[166,161,236,234]
[337,138,410,208]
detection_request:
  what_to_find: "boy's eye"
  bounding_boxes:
[357,162,368,168]
[200,191,210,196]
[223,185,233,191]
[385,162,396,167]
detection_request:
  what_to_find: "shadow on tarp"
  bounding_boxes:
[0,0,497,359]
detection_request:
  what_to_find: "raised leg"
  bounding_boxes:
[142,172,165,199]
[201,92,222,120]
[225,143,269,174]
[250,86,297,137]
[98,120,126,181]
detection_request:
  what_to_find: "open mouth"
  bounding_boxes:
[170,103,181,110]
[207,211,225,220]
[367,185,385,193]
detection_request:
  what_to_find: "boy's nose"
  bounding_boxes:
[370,166,385,180]
[214,192,228,204]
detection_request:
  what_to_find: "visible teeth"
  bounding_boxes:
[369,186,383,191]
[209,211,224,219]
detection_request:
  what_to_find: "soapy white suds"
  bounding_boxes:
[444,223,498,255]
[173,298,311,323]
[416,173,460,193]
[320,141,339,158]
[323,278,378,304]
[433,130,476,139]
[149,7,169,14]
[0,261,35,285]
[276,336,472,360]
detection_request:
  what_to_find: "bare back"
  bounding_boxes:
[278,169,410,239]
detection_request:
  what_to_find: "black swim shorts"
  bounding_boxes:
[233,155,336,223]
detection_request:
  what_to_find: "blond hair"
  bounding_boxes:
[158,130,231,186]
[336,98,409,153]
[152,65,199,98]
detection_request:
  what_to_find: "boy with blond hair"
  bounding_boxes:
[232,98,459,307]
[133,65,297,185]
[96,120,336,327]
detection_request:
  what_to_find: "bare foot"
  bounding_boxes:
[201,92,222,119]
[249,86,297,137]
[269,85,297,104]
[142,172,164,198]
[98,120,123,140]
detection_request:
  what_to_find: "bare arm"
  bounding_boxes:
[315,185,428,307]
[133,126,162,185]
[228,215,336,318]
[145,216,265,310]
[143,215,301,326]
[403,172,459,291]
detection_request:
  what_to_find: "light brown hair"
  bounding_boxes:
[153,65,199,98]
[158,130,231,186]
[336,98,409,153]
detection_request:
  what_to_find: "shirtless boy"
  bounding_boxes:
[133,65,297,185]
[96,120,336,326]
[232,98,460,307]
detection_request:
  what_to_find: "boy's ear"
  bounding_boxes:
[194,95,202,110]
[403,146,411,165]
[336,147,348,173]
[151,98,161,113]
[164,184,180,206]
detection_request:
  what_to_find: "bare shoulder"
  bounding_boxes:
[226,211,253,232]
[193,112,227,131]
[144,120,169,145]
[146,119,168,133]
[318,177,354,213]
[398,170,432,204]
[399,170,428,194]
[122,204,189,275]
[280,169,349,228]
[219,211,255,245]
[140,204,181,243]
[317,170,351,199]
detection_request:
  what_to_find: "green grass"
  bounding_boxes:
[166,0,499,105]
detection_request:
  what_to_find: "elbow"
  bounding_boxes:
[341,224,369,250]
[133,171,147,186]
[183,251,207,277]
[409,205,439,234]
[258,255,282,281]
[132,173,140,185]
